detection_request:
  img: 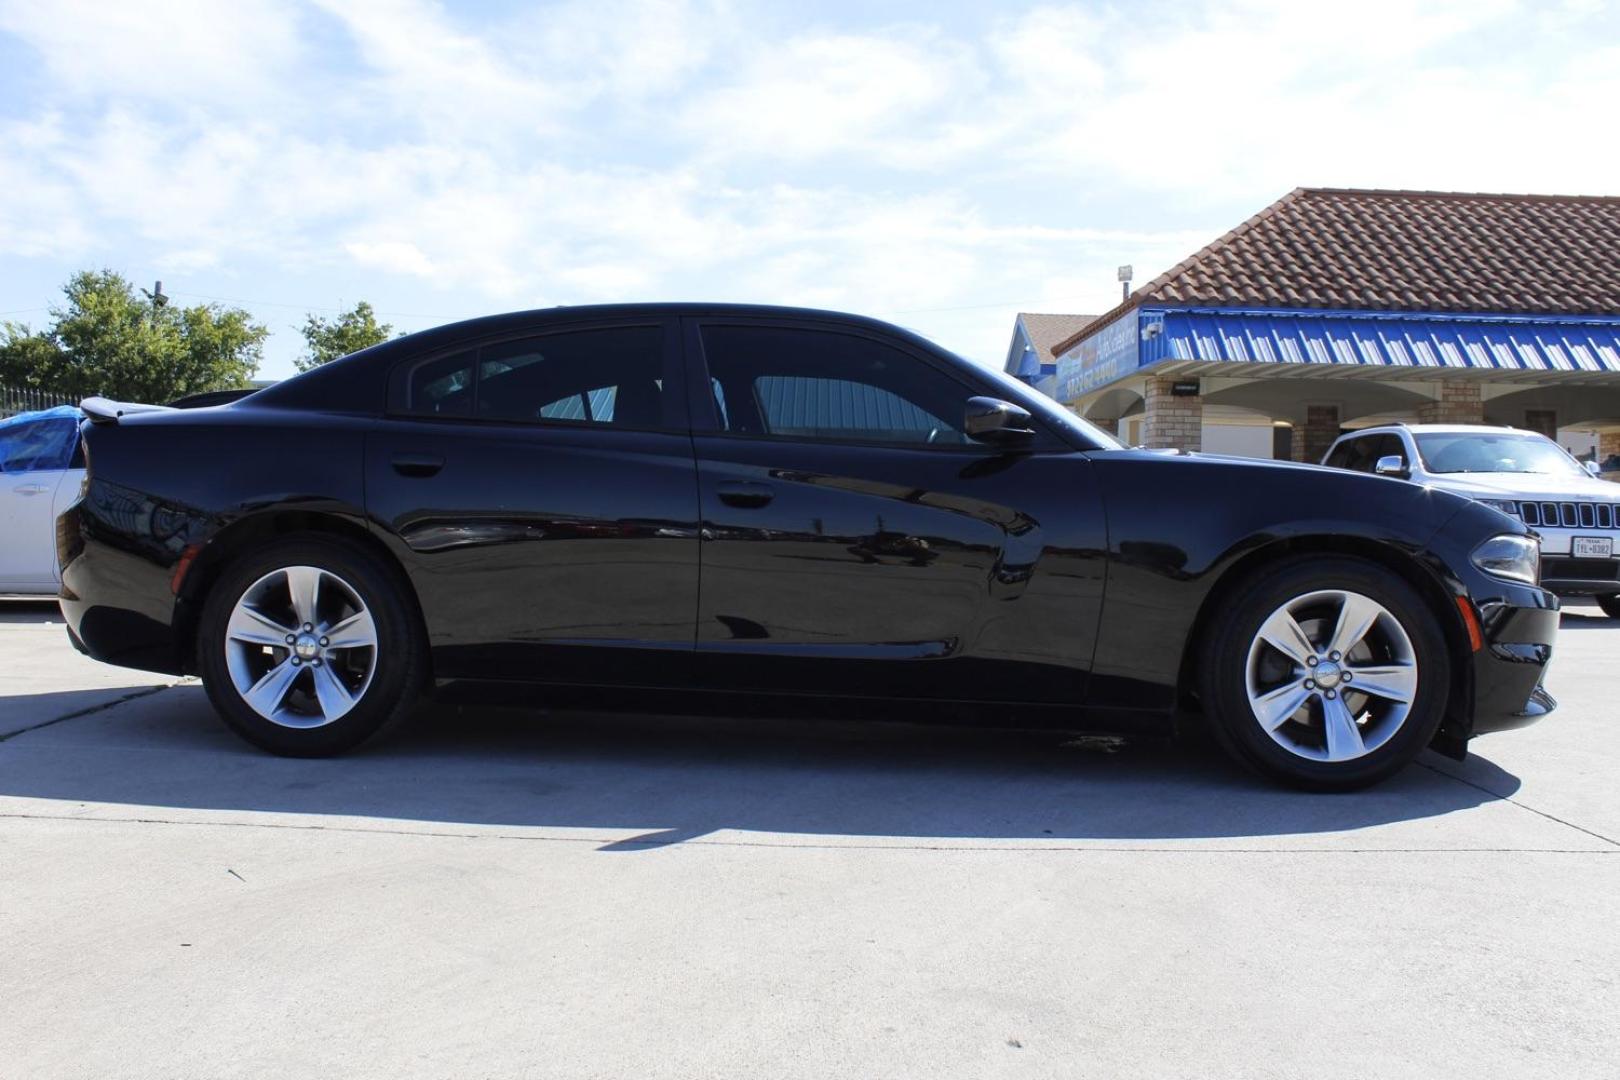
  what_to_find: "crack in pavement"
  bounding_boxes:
[1418,759,1620,849]
[0,809,1617,854]
[0,683,178,744]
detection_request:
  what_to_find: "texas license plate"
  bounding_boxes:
[1572,536,1614,558]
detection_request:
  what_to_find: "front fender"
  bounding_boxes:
[1084,451,1474,710]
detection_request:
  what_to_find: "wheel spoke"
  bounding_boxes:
[243,659,301,718]
[1258,607,1316,667]
[227,604,294,646]
[286,566,322,628]
[1251,679,1313,731]
[311,664,356,721]
[1347,663,1417,704]
[323,610,377,651]
[1321,694,1366,761]
[1327,592,1381,659]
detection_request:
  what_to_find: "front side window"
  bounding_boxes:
[477,326,666,428]
[1326,436,1380,472]
[698,325,971,446]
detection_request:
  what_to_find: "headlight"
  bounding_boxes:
[1471,534,1540,585]
[1478,498,1520,517]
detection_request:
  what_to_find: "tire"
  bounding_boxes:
[1597,594,1620,619]
[196,536,425,756]
[1199,555,1450,791]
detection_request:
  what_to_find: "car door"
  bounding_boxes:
[364,317,700,685]
[0,415,78,589]
[682,317,1108,704]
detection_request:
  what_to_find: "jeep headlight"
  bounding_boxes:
[1478,498,1521,517]
[1471,534,1540,585]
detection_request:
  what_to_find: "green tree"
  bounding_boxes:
[0,270,266,403]
[297,301,396,371]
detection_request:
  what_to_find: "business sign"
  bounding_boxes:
[1055,313,1140,402]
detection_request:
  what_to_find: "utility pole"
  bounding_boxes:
[141,280,169,316]
[1117,265,1133,303]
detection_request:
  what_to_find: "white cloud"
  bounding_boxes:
[680,30,984,163]
[344,240,435,278]
[0,0,303,107]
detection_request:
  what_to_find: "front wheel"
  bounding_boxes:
[197,537,425,756]
[1596,594,1620,619]
[1200,556,1450,791]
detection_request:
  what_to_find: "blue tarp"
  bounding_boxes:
[0,405,82,473]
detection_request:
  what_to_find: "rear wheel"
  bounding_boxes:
[197,537,424,756]
[1597,594,1620,619]
[1200,556,1450,791]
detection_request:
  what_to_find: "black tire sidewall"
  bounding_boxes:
[1597,594,1620,620]
[1201,556,1450,791]
[197,537,422,756]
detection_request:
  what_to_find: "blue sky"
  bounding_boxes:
[2,0,1617,380]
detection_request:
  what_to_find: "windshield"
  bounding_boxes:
[1414,431,1585,476]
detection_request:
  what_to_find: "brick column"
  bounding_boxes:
[1418,382,1485,424]
[1602,432,1620,483]
[1143,377,1201,451]
[1297,404,1341,464]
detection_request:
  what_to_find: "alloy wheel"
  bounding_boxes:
[223,565,379,729]
[1243,588,1419,763]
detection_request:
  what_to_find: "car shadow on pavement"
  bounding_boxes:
[0,682,1523,846]
[0,600,63,625]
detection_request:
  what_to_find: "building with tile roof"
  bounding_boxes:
[1041,188,1620,466]
[1003,312,1097,397]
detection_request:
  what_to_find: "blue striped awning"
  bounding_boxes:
[1151,309,1620,375]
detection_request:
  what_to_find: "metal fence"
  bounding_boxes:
[0,385,74,418]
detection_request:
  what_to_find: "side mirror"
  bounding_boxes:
[1583,460,1602,478]
[1374,454,1409,479]
[964,397,1035,446]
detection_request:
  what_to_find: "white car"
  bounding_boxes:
[1322,423,1620,617]
[0,406,85,597]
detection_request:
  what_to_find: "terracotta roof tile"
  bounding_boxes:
[1052,187,1620,356]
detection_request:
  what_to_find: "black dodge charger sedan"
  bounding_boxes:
[57,304,1558,789]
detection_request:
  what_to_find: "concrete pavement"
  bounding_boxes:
[1,599,1616,1078]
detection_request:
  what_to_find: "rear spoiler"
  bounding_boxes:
[80,397,176,425]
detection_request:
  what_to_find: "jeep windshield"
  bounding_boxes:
[1414,432,1585,476]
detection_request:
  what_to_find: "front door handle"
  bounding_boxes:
[716,481,774,509]
[390,453,444,478]
[12,483,50,496]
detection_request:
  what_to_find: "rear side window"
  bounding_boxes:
[477,326,665,428]
[401,351,475,416]
[0,417,78,473]
[698,325,971,446]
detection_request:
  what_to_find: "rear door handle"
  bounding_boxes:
[12,483,50,496]
[716,481,774,509]
[390,453,444,478]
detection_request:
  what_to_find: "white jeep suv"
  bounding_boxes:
[1322,423,1620,617]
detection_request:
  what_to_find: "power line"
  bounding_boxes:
[167,291,459,322]
[881,300,1045,315]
